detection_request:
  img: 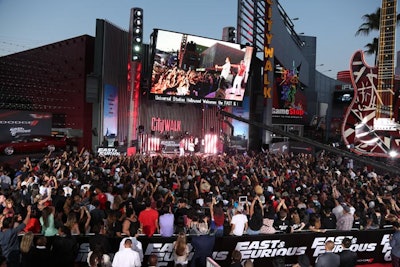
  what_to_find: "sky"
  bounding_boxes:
[0,0,393,79]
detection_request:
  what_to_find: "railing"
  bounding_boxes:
[28,228,394,266]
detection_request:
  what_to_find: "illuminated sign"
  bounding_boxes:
[273,63,306,121]
[149,29,254,107]
[263,0,273,99]
[150,117,182,133]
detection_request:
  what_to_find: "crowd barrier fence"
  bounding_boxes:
[66,228,395,266]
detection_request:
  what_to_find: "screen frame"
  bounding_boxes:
[148,29,254,107]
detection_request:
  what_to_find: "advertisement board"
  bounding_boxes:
[0,110,52,141]
[149,29,254,107]
[272,62,307,123]
[72,229,395,266]
[103,84,118,138]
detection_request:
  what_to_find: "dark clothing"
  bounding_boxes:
[230,263,242,267]
[31,246,51,267]
[315,251,340,267]
[112,219,123,237]
[391,230,400,267]
[321,214,337,229]
[174,207,189,233]
[90,208,106,229]
[339,249,357,267]
[52,194,66,213]
[248,211,263,231]
[392,254,400,267]
[190,235,215,267]
[51,235,79,267]
[273,218,291,233]
[124,218,140,237]
[21,250,33,267]
[89,233,112,254]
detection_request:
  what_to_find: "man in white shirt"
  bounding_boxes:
[112,239,141,267]
[220,57,231,81]
[118,236,143,262]
[214,57,232,98]
[229,205,248,236]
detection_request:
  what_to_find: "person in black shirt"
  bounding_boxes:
[339,237,357,267]
[89,222,112,255]
[31,236,51,267]
[175,198,189,233]
[90,200,106,230]
[247,196,263,235]
[274,209,291,233]
[321,207,337,229]
[51,225,79,267]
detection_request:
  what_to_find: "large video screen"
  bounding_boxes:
[149,29,254,107]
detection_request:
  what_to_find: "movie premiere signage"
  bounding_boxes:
[73,229,394,266]
[96,148,121,156]
[0,110,52,141]
[154,95,239,107]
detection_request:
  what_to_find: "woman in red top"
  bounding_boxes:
[24,207,41,234]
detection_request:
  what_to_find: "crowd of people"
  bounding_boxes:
[0,147,398,266]
[151,56,247,100]
[151,64,216,97]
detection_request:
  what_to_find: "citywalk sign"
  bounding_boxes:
[263,0,273,99]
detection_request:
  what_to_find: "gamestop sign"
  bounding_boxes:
[0,110,52,141]
[272,108,305,119]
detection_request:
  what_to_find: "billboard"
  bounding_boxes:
[103,84,118,138]
[149,29,254,107]
[272,61,307,123]
[72,229,394,266]
[0,110,52,142]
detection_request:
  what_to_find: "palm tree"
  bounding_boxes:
[355,7,400,65]
[364,38,379,65]
[356,8,381,36]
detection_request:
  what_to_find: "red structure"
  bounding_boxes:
[336,70,352,84]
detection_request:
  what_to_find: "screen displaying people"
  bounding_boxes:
[150,29,253,105]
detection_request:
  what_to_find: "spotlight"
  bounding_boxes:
[131,8,143,62]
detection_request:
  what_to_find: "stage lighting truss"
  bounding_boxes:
[132,8,143,61]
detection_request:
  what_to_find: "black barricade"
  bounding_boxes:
[72,229,394,266]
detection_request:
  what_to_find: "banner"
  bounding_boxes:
[103,84,118,138]
[0,110,52,141]
[74,229,394,266]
